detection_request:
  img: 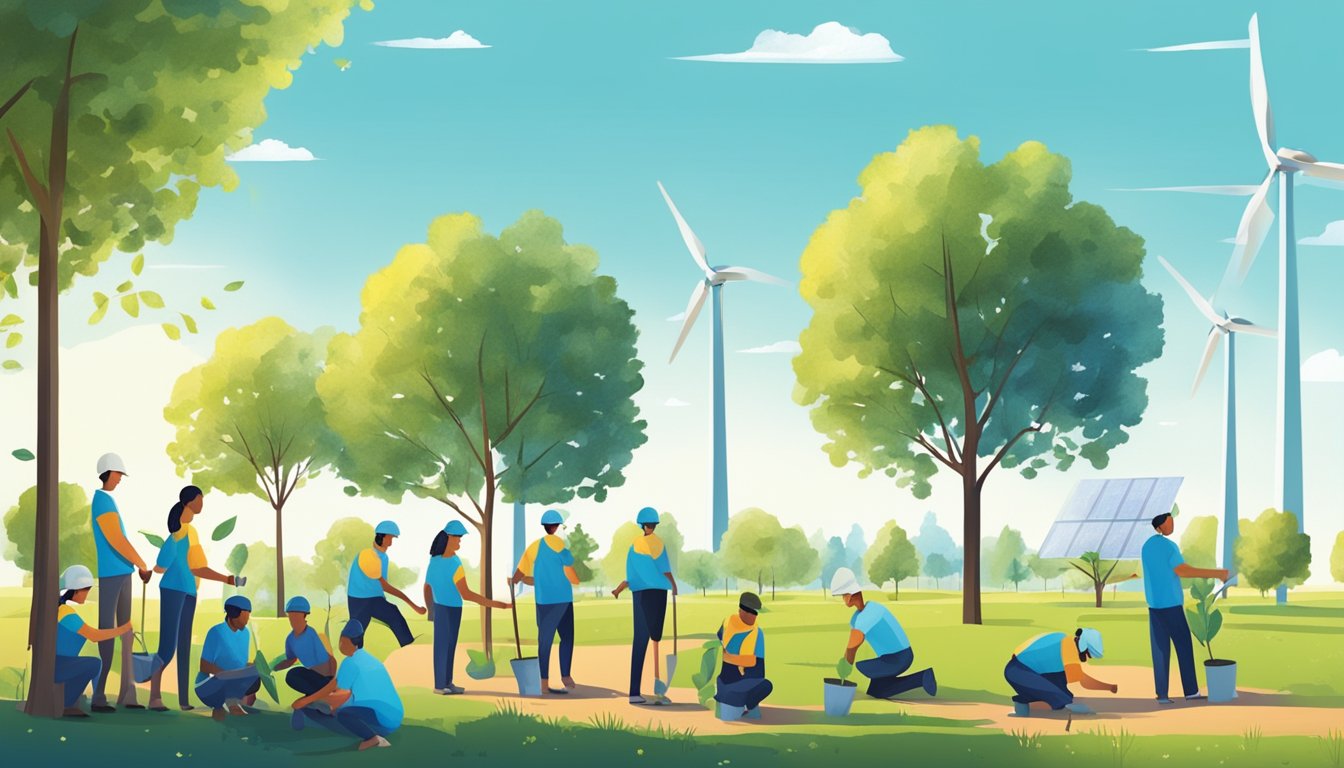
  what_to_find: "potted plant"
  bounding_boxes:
[1186,578,1235,702]
[823,657,858,717]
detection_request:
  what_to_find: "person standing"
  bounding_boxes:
[423,520,509,695]
[195,595,262,722]
[1142,512,1229,704]
[148,485,237,711]
[1005,628,1116,717]
[510,509,581,695]
[55,565,134,718]
[274,595,337,728]
[611,506,676,705]
[89,452,150,712]
[292,620,404,751]
[346,520,426,647]
[714,591,772,720]
[829,567,937,700]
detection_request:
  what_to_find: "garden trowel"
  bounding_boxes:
[653,592,679,698]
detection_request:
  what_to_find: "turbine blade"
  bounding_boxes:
[715,266,788,286]
[1227,319,1276,338]
[1158,256,1221,326]
[1193,329,1223,396]
[1249,14,1278,169]
[1111,185,1261,196]
[657,181,713,277]
[669,281,709,363]
[1227,172,1275,283]
[1299,160,1344,184]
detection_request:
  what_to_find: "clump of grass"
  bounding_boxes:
[1092,726,1137,768]
[1011,728,1042,749]
[1321,729,1344,768]
[586,712,634,733]
[1241,725,1262,754]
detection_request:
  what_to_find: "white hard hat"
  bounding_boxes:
[830,567,862,597]
[60,565,95,592]
[97,452,128,476]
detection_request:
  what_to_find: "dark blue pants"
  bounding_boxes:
[536,602,575,681]
[1004,656,1072,709]
[629,589,667,696]
[432,604,463,689]
[195,671,261,708]
[716,663,772,710]
[285,666,333,696]
[303,705,390,741]
[856,648,928,699]
[349,596,414,647]
[156,588,197,706]
[1148,606,1199,699]
[55,656,102,708]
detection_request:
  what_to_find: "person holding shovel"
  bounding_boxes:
[347,520,426,648]
[424,520,509,695]
[195,595,261,723]
[292,620,404,751]
[147,485,238,711]
[55,565,135,718]
[88,452,151,712]
[1005,627,1116,717]
[274,595,337,728]
[714,591,773,719]
[510,509,581,695]
[611,506,677,705]
[830,567,937,700]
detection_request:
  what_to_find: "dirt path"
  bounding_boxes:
[381,645,1344,737]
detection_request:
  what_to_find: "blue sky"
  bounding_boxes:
[7,0,1344,587]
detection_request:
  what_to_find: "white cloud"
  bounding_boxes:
[147,264,225,271]
[664,397,691,408]
[1142,39,1250,53]
[1303,349,1344,382]
[739,340,802,355]
[225,139,317,163]
[667,312,686,322]
[1300,220,1344,247]
[374,30,489,49]
[676,21,902,64]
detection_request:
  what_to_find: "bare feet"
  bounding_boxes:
[562,676,577,690]
[228,704,248,716]
[211,707,227,722]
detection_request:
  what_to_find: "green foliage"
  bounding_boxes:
[3,483,95,573]
[922,552,957,587]
[10,448,33,461]
[253,649,279,704]
[225,543,249,579]
[212,515,238,541]
[691,640,719,709]
[1332,532,1344,585]
[0,663,27,699]
[986,526,1027,587]
[602,514,684,587]
[566,523,599,583]
[140,530,165,549]
[465,648,496,680]
[1185,578,1225,661]
[719,508,783,591]
[1235,508,1311,597]
[865,520,920,598]
[1026,553,1069,589]
[836,657,854,682]
[1180,515,1219,586]
[235,540,316,610]
[680,550,720,596]
[310,517,418,603]
[1006,557,1032,591]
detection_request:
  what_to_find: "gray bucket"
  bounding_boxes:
[131,653,158,684]
[1205,660,1237,703]
[823,678,858,717]
[717,701,744,721]
[510,657,542,697]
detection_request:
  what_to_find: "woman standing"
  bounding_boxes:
[56,565,133,717]
[423,520,509,695]
[148,485,238,711]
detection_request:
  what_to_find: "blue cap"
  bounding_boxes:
[636,507,659,525]
[341,619,365,639]
[541,509,564,526]
[1078,628,1104,659]
[375,520,401,537]
[444,520,469,537]
[285,596,311,614]
[224,595,252,612]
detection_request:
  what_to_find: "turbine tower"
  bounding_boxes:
[1159,257,1274,576]
[657,181,786,551]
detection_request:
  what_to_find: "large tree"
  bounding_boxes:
[318,211,646,656]
[794,125,1164,624]
[0,0,366,716]
[3,483,95,576]
[164,318,340,616]
[1235,509,1311,597]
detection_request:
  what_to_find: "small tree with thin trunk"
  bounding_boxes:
[681,550,720,597]
[865,520,920,600]
[923,552,955,589]
[1071,551,1137,608]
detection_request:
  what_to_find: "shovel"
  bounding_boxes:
[653,591,678,696]
[130,579,157,683]
[507,580,541,696]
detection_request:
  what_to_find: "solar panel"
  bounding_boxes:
[1037,477,1183,560]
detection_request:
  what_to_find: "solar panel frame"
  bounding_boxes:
[1037,477,1184,560]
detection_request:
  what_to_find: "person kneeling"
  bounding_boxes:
[292,620,404,751]
[274,596,337,729]
[714,592,772,720]
[195,595,261,722]
[1005,627,1116,717]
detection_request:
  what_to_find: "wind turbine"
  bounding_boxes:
[1159,257,1274,577]
[1227,13,1344,602]
[657,181,786,551]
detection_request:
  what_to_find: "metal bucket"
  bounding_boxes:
[1205,660,1237,703]
[823,678,858,717]
[510,656,542,696]
[131,652,158,684]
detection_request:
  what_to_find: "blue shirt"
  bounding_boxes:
[285,626,332,669]
[156,523,205,595]
[198,621,252,685]
[1141,534,1186,609]
[519,536,575,605]
[625,534,671,592]
[337,648,403,731]
[91,489,133,578]
[56,604,89,657]
[348,547,389,599]
[851,601,910,656]
[425,554,466,608]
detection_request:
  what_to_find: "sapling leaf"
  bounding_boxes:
[131,254,144,276]
[140,530,166,549]
[224,280,244,292]
[212,515,238,541]
[11,448,35,461]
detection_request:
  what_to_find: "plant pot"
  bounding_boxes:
[131,652,158,684]
[717,701,744,721]
[1204,659,1237,703]
[510,656,542,697]
[823,678,858,717]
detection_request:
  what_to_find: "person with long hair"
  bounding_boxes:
[423,520,508,695]
[147,485,238,711]
[56,565,134,717]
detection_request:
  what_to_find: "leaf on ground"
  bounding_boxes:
[224,280,244,292]
[11,448,35,461]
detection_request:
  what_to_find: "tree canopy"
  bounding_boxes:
[865,520,920,599]
[3,483,94,574]
[1236,509,1311,597]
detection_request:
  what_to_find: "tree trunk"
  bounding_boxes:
[757,570,762,594]
[274,502,285,617]
[771,570,775,600]
[962,468,983,625]
[894,579,899,601]
[1093,580,1104,608]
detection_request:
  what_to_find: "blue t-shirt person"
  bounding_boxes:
[337,648,403,731]
[198,622,253,685]
[57,604,91,657]
[285,626,332,669]
[1141,534,1186,609]
[91,489,133,578]
[519,536,576,605]
[625,534,672,592]
[155,522,207,595]
[425,554,466,608]
[851,601,910,656]
[348,548,390,599]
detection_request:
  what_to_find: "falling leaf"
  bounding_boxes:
[120,293,140,318]
[224,281,244,292]
[11,448,34,461]
[5,332,20,348]
[162,323,181,340]
[2,360,21,371]
[201,296,216,310]
[0,313,21,328]
[115,280,133,294]
[334,58,351,71]
[2,274,16,299]
[140,530,165,548]
[91,292,107,308]
[88,301,109,325]
[343,485,359,497]
[140,290,165,309]
[131,254,144,276]
[180,313,198,334]
[211,515,238,541]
